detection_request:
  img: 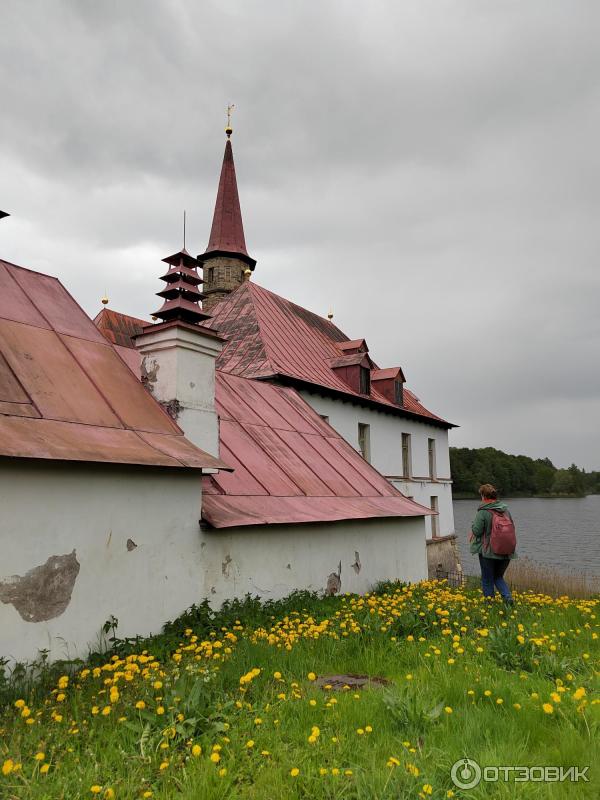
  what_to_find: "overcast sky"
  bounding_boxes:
[2,1,599,469]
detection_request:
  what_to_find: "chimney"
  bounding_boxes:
[134,248,224,457]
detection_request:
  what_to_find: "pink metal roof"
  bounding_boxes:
[201,371,431,528]
[93,307,148,347]
[93,309,434,529]
[0,260,229,471]
[204,281,453,427]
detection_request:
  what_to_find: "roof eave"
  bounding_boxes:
[198,248,257,269]
[257,373,457,429]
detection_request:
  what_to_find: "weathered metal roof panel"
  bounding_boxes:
[0,261,231,471]
[203,494,431,529]
[204,371,431,527]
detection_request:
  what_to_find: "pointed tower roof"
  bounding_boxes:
[203,133,256,269]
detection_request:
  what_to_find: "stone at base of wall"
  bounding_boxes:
[426,534,463,580]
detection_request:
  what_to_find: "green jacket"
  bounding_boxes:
[469,500,516,560]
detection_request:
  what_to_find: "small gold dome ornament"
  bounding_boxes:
[327,307,334,320]
[244,267,252,280]
[101,295,109,306]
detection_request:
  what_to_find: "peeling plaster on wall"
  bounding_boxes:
[326,561,342,595]
[160,398,181,420]
[0,551,80,623]
[140,356,159,391]
[221,554,232,577]
[351,551,361,574]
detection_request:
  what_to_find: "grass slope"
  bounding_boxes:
[1,581,598,799]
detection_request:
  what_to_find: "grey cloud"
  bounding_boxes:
[1,0,599,468]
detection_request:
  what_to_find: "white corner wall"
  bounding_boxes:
[200,516,427,606]
[299,390,455,538]
[0,460,204,664]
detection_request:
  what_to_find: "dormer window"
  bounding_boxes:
[360,366,370,395]
[371,367,406,406]
[329,351,373,395]
[395,379,404,406]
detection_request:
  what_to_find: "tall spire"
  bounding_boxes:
[203,130,256,269]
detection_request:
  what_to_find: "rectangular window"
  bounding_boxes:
[395,380,404,405]
[428,438,437,479]
[430,496,439,537]
[206,267,214,282]
[401,433,412,478]
[358,422,371,462]
[359,367,371,395]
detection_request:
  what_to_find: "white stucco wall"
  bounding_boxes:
[299,390,455,538]
[200,516,427,606]
[0,460,204,664]
[1,461,428,665]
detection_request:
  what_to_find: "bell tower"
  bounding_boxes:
[199,112,256,311]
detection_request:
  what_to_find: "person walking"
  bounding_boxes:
[469,484,516,603]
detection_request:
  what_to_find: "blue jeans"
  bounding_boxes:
[478,555,513,602]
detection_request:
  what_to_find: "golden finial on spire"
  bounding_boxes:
[225,103,235,138]
[244,267,252,281]
[101,292,109,306]
[327,307,334,320]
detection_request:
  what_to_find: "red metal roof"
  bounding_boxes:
[204,282,453,427]
[0,260,229,471]
[203,139,255,267]
[93,312,430,529]
[94,307,148,348]
[202,371,431,528]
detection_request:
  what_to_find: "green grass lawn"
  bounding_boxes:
[1,581,598,799]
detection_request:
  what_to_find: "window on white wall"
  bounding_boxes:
[402,433,412,478]
[428,438,437,479]
[358,423,371,462]
[430,496,439,537]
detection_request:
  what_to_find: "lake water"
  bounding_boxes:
[453,495,600,577]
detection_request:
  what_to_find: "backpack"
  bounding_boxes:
[486,509,517,556]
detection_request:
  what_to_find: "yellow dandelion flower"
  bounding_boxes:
[290,767,300,777]
[2,760,14,776]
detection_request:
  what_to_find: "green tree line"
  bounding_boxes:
[450,447,600,498]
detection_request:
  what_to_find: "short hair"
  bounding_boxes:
[479,483,498,500]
